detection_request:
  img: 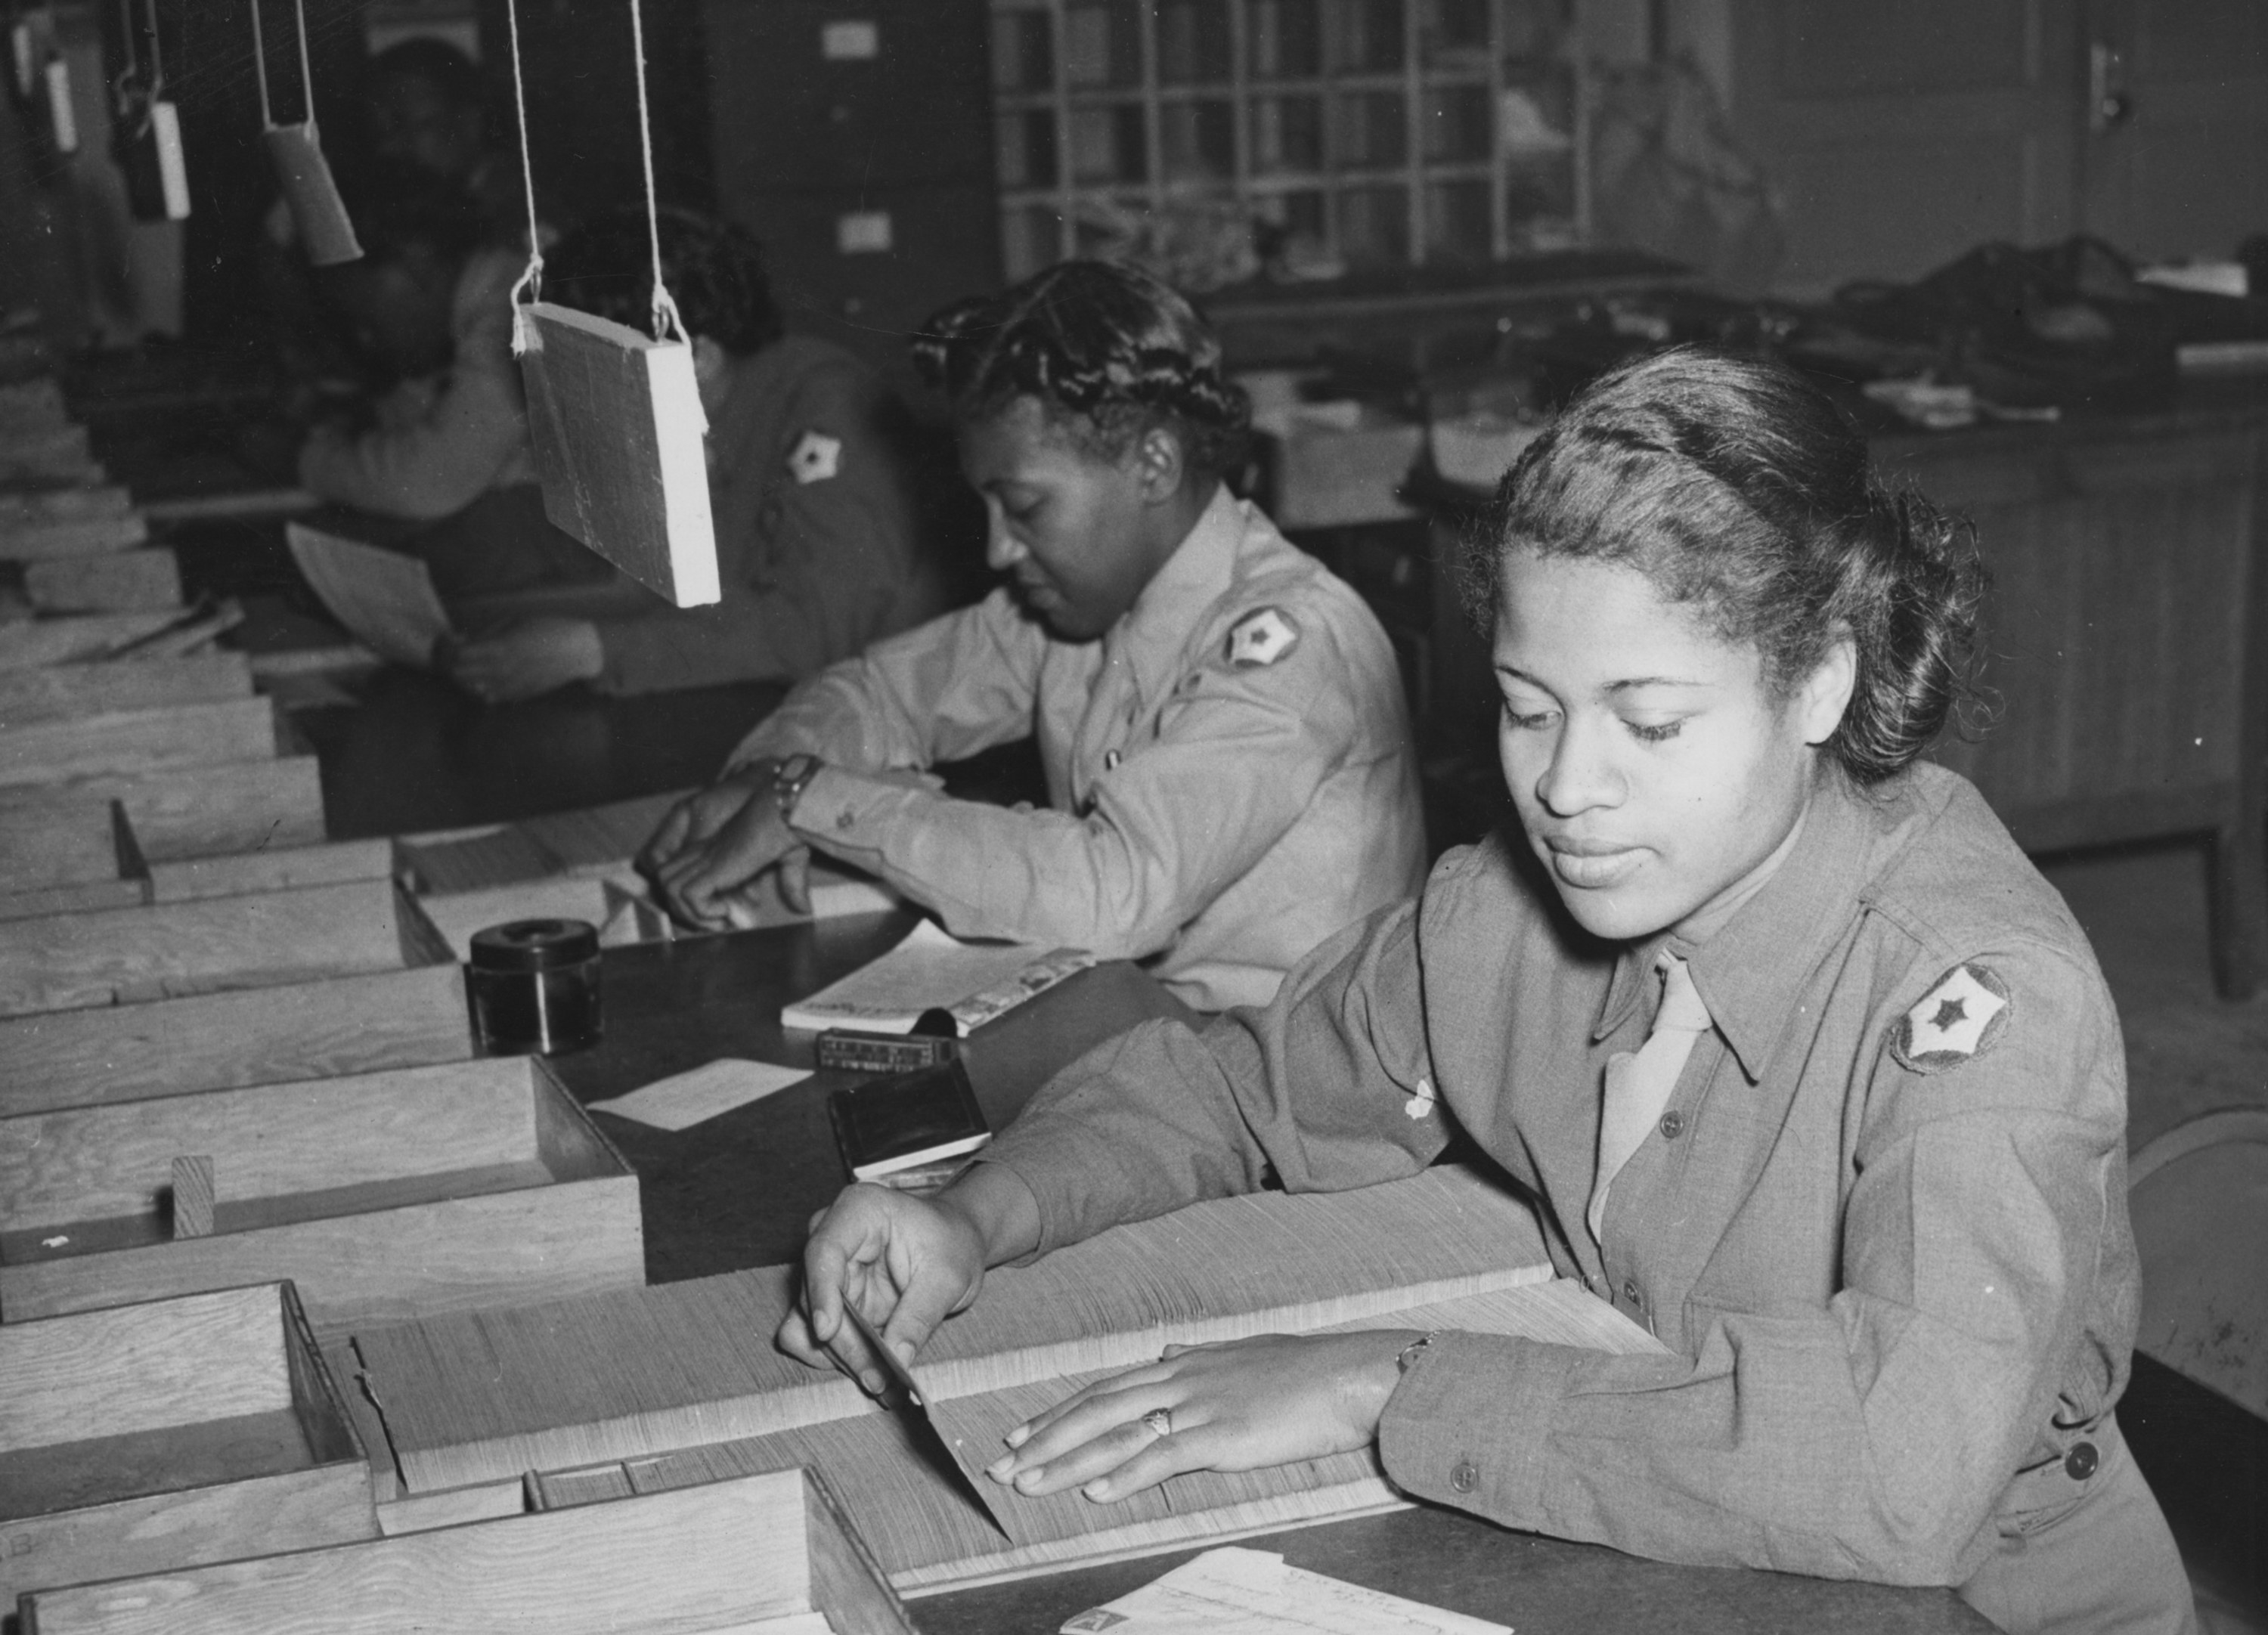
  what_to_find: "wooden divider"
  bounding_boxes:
[0,697,277,788]
[22,1469,912,1635]
[0,1282,376,1612]
[0,652,252,722]
[0,878,442,1017]
[0,1057,643,1328]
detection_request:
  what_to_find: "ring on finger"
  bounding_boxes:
[1139,1407,1173,1440]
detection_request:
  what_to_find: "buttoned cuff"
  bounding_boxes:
[1377,1330,1579,1527]
[783,763,941,859]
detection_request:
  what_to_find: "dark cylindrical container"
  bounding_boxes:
[467,918,604,1056]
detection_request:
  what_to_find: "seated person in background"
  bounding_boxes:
[780,349,2196,1634]
[642,260,1426,1011]
[294,159,532,521]
[445,207,947,701]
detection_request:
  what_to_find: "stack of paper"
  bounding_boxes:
[780,918,1092,1036]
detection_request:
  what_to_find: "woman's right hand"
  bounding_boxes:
[778,1166,1043,1392]
[640,769,807,929]
[638,771,770,878]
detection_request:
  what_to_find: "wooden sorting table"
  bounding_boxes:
[269,640,2010,1633]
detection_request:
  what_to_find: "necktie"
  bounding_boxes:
[1588,951,1712,1244]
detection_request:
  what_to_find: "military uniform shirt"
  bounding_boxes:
[729,486,1427,1011]
[977,763,2192,1630]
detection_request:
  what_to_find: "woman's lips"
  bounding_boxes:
[1546,841,1645,890]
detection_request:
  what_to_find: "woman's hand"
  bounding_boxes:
[982,1330,1416,1504]
[640,769,810,929]
[446,617,604,701]
[780,1167,1043,1393]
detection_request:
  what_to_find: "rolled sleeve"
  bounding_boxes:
[726,591,1044,775]
[785,621,1363,958]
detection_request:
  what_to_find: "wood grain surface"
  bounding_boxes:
[0,652,250,722]
[0,877,419,1017]
[0,756,328,859]
[0,961,472,1115]
[145,837,397,903]
[23,546,182,612]
[21,1469,908,1635]
[0,697,275,788]
[336,1166,1554,1494]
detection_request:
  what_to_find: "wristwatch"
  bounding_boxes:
[770,753,823,824]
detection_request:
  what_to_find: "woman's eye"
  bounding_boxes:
[1501,701,1556,731]
[1626,718,1684,743]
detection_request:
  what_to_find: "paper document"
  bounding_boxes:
[418,874,671,961]
[287,522,452,667]
[1061,1547,1510,1635]
[780,918,1093,1036]
[587,1058,810,1132]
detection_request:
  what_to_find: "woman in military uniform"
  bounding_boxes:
[780,348,2195,1632]
[642,260,1427,1012]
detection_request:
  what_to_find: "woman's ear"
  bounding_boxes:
[1796,630,1859,747]
[1132,422,1188,504]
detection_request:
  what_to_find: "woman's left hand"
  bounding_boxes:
[983,1330,1416,1504]
[447,617,604,701]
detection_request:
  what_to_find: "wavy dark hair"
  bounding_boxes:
[544,206,782,357]
[912,260,1250,475]
[1461,347,1989,785]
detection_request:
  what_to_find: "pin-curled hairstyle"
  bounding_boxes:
[912,260,1250,475]
[1461,347,1988,785]
[544,206,782,358]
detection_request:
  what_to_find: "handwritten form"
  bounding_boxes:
[287,522,452,667]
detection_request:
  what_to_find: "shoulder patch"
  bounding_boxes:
[788,429,843,485]
[1225,605,1299,668]
[1891,961,2012,1074]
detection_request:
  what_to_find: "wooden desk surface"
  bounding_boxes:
[298,675,2027,1635]
[916,1506,1996,1633]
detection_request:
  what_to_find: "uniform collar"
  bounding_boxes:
[1109,482,1245,706]
[1590,776,1885,1081]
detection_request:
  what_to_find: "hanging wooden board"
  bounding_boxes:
[23,1469,915,1635]
[264,124,363,266]
[518,302,720,608]
[0,757,327,859]
[0,1056,643,1328]
[0,962,472,1119]
[0,651,253,723]
[0,1282,377,1614]
[0,877,447,1018]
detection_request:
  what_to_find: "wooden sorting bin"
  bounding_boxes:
[0,800,139,921]
[0,698,279,788]
[0,758,327,862]
[0,878,448,1018]
[0,1282,377,1615]
[0,961,473,1118]
[20,1469,913,1635]
[0,653,251,723]
[0,1057,643,1328]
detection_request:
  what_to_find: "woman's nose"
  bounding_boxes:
[984,509,1026,573]
[1534,719,1625,817]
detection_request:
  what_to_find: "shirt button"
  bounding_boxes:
[835,808,856,831]
[1450,1460,1479,1494]
[2065,1441,2099,1481]
[1658,1110,1684,1139]
[1622,1278,1641,1305]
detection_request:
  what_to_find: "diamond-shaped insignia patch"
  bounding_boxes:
[1225,605,1299,668]
[788,430,842,485]
[1891,961,2012,1073]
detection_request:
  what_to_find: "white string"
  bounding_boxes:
[627,0,684,343]
[502,0,544,331]
[290,0,316,135]
[247,0,271,128]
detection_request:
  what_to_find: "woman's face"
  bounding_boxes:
[960,396,1180,641]
[1492,547,1853,943]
